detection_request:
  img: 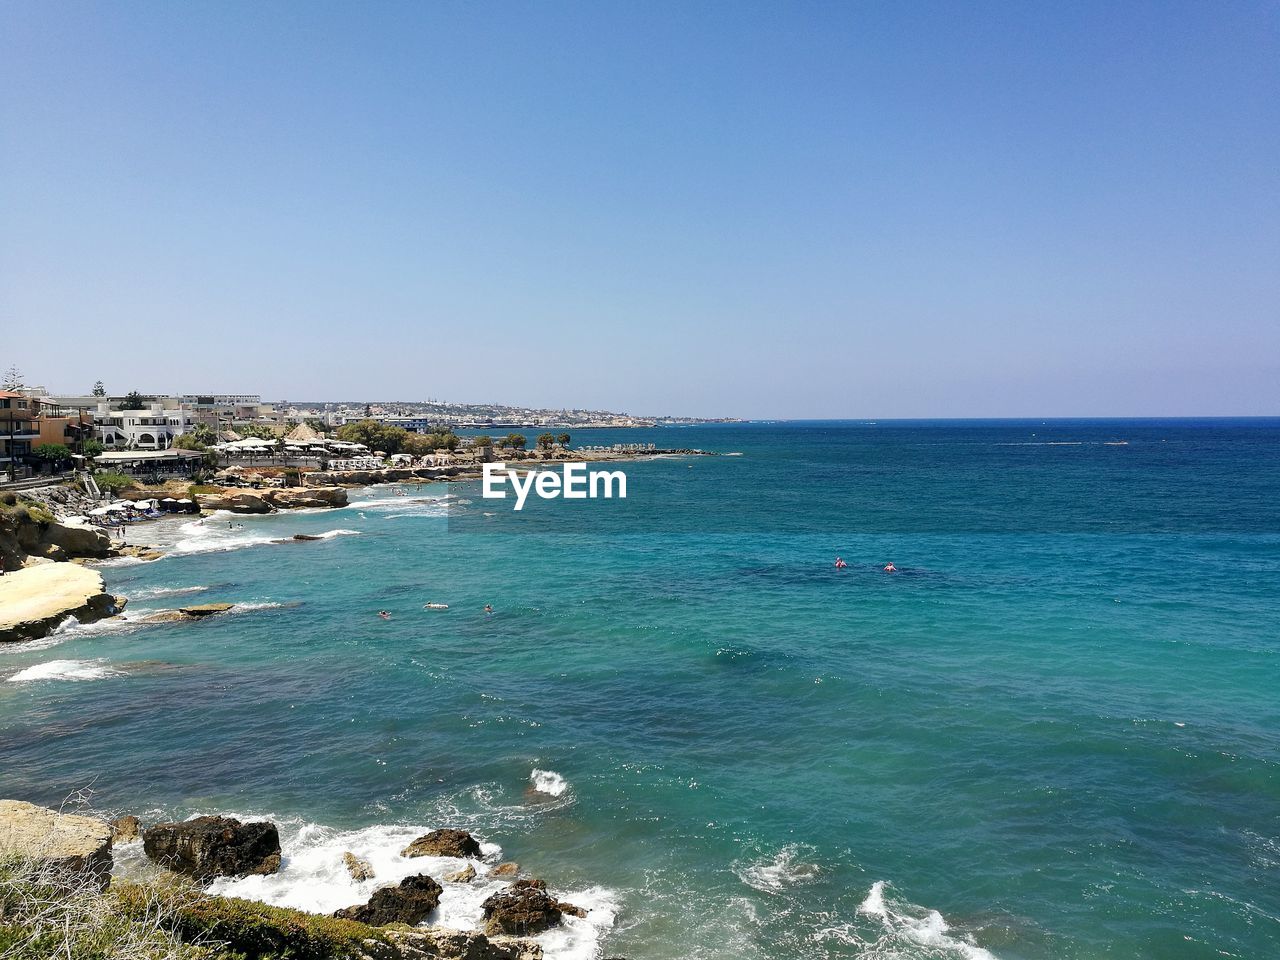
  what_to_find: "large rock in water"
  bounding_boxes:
[401,828,481,859]
[194,491,273,513]
[265,486,348,509]
[0,800,113,888]
[0,563,125,644]
[143,816,281,879]
[334,873,442,925]
[481,879,564,937]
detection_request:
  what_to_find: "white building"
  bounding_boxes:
[92,402,197,450]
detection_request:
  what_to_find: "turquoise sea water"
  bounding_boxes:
[3,420,1279,959]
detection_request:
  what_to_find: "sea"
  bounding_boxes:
[2,419,1278,960]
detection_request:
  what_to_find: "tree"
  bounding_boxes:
[33,443,71,467]
[92,381,106,397]
[557,433,570,446]
[471,435,493,448]
[335,419,406,454]
[174,424,217,450]
[82,439,105,461]
[536,432,556,450]
[237,423,279,440]
[1,365,23,390]
[303,417,326,432]
[120,391,147,410]
[501,433,527,450]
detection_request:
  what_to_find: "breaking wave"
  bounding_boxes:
[113,812,616,960]
[530,769,569,797]
[7,659,123,683]
[849,881,999,960]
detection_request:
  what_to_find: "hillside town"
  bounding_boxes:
[0,367,728,484]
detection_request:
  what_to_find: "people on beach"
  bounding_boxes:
[834,557,847,569]
[883,562,897,573]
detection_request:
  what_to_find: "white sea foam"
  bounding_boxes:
[855,881,998,960]
[310,528,360,540]
[530,769,569,797]
[128,585,211,600]
[170,515,360,555]
[734,844,821,894]
[7,659,122,683]
[169,813,615,960]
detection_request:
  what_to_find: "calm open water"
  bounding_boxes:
[2,420,1279,960]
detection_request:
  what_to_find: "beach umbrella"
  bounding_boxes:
[89,507,111,516]
[161,497,176,502]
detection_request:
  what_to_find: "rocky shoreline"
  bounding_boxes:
[0,799,611,960]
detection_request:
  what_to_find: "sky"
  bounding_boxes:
[1,1,1277,418]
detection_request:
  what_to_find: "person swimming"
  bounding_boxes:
[424,602,449,610]
[484,604,494,614]
[378,610,391,619]
[834,557,847,568]
[883,562,897,573]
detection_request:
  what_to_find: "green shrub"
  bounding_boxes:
[113,882,384,960]
[93,471,133,495]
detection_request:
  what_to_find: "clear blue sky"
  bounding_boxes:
[2,1,1276,417]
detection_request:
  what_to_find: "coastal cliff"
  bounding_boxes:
[0,502,115,572]
[0,563,126,644]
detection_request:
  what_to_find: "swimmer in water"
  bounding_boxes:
[378,610,391,619]
[883,562,897,573]
[834,557,847,569]
[484,604,494,615]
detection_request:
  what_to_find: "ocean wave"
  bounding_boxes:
[128,585,211,600]
[733,844,821,894]
[6,659,123,684]
[125,812,615,960]
[530,769,569,797]
[170,519,360,556]
[852,881,999,960]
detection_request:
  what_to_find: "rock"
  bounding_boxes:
[0,799,113,888]
[481,878,564,937]
[334,873,443,925]
[177,602,235,617]
[344,850,375,881]
[194,491,273,514]
[401,828,482,859]
[38,518,113,559]
[443,863,476,883]
[556,901,587,919]
[491,861,520,878]
[381,927,543,960]
[0,564,125,644]
[138,610,195,623]
[143,815,281,879]
[110,814,141,843]
[265,486,349,510]
[293,533,323,541]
